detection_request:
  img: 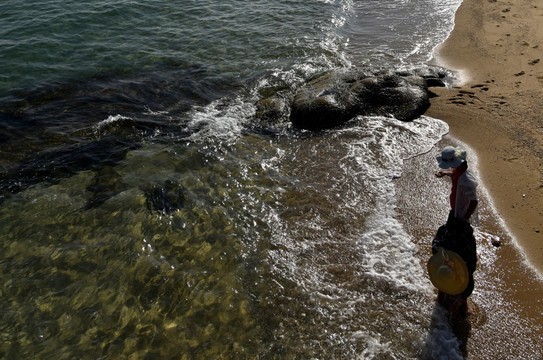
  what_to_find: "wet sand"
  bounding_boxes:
[401,0,543,357]
[398,139,543,358]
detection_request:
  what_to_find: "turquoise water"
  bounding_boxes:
[3,0,542,359]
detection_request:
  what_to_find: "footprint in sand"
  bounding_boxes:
[450,100,467,105]
[471,84,489,91]
[466,300,488,329]
[529,59,540,65]
[449,90,480,106]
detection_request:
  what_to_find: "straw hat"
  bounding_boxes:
[427,247,469,295]
[436,146,466,169]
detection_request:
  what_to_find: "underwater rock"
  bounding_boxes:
[251,83,295,133]
[85,166,128,209]
[145,180,186,215]
[255,95,290,125]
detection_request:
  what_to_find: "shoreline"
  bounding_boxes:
[426,0,543,275]
[415,0,543,355]
[396,132,543,357]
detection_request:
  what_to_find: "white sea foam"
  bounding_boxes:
[95,114,131,129]
[345,116,448,290]
[356,333,395,359]
[423,307,464,359]
[184,96,255,142]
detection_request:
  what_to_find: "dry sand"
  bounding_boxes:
[427,0,543,274]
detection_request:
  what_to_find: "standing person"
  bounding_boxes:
[435,146,478,224]
[430,146,479,314]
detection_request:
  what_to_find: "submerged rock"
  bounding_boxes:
[254,94,291,126]
[145,180,186,215]
[85,166,128,209]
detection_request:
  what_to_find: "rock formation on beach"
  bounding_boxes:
[256,68,448,131]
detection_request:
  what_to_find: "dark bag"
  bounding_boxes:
[431,211,477,273]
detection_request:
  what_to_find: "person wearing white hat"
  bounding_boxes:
[430,146,479,314]
[435,146,478,224]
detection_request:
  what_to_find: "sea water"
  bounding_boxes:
[1,0,541,359]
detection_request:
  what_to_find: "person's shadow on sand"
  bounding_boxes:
[423,304,472,359]
[449,310,472,358]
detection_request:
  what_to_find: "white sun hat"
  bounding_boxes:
[436,146,466,169]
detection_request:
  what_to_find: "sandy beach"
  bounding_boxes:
[427,0,543,273]
[411,0,543,357]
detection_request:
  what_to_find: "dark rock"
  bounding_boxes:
[425,77,447,88]
[85,166,127,209]
[289,70,431,130]
[289,72,354,130]
[145,180,186,215]
[255,95,290,124]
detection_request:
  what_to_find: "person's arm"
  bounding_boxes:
[435,169,452,178]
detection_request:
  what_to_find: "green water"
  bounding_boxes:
[1,138,279,358]
[1,120,442,358]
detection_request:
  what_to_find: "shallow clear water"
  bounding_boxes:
[2,0,542,359]
[1,116,450,358]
